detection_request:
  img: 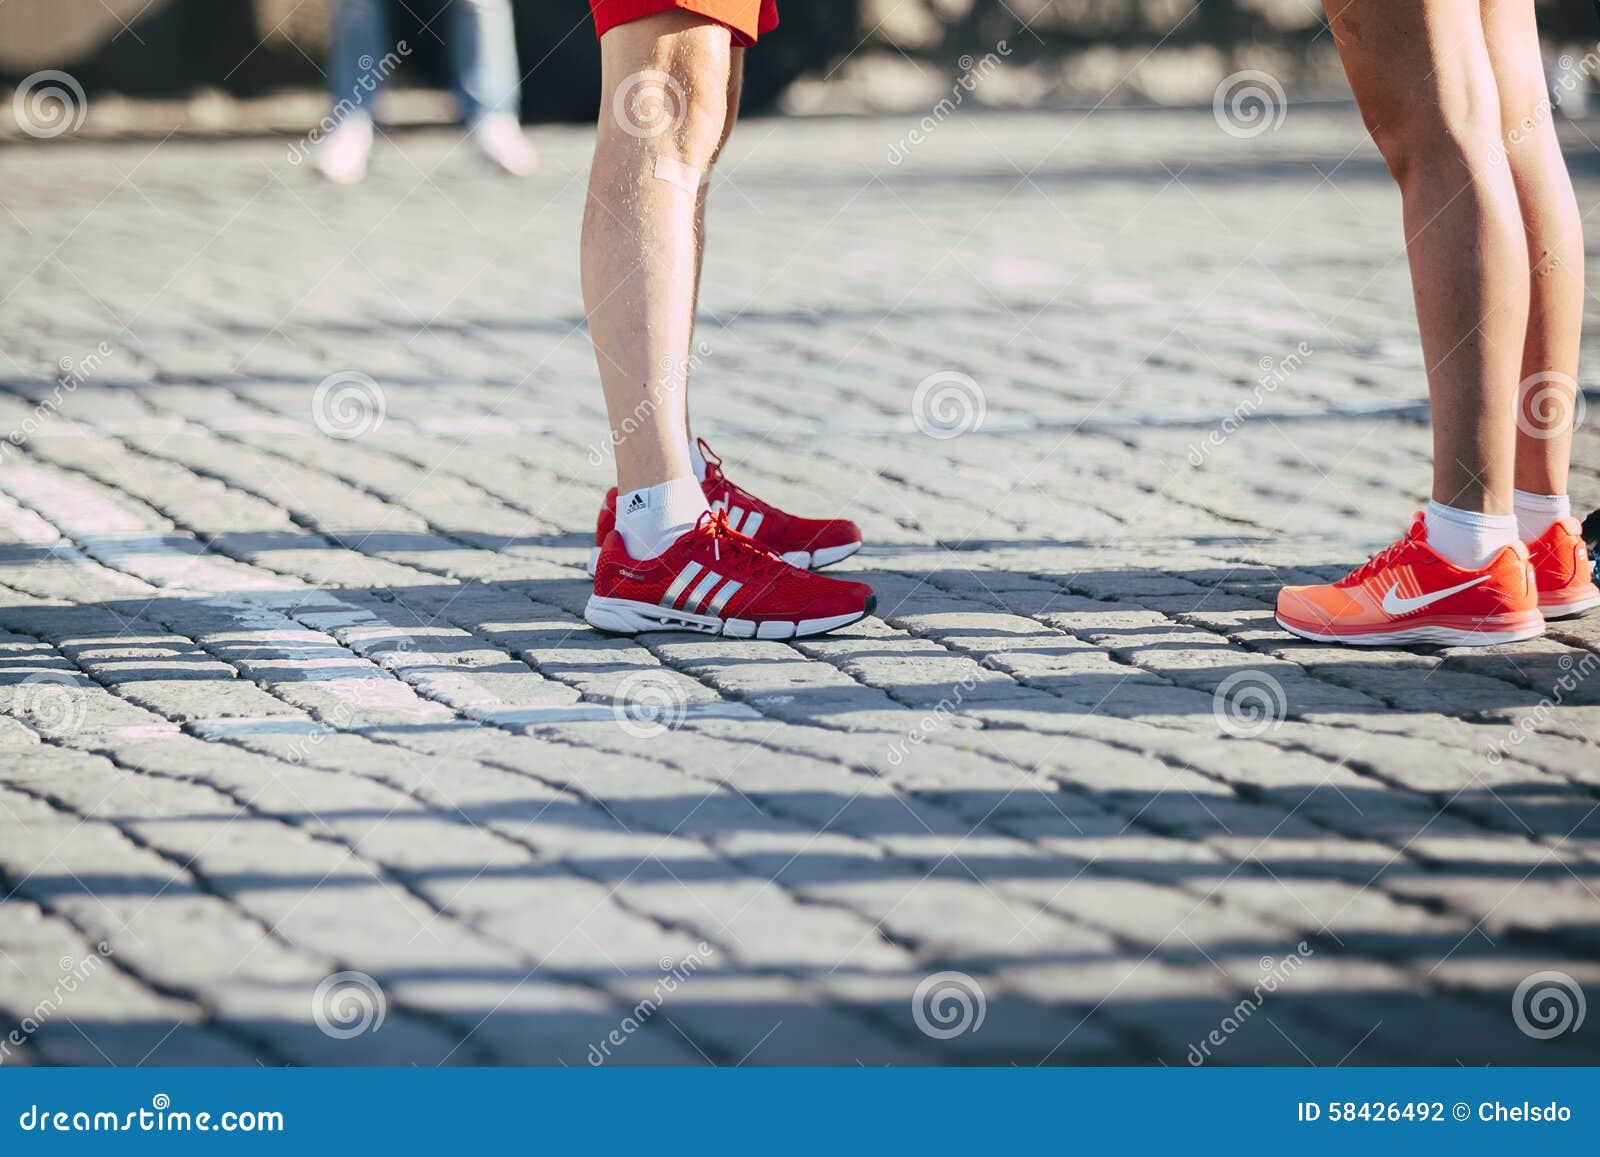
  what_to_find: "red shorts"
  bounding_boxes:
[591,0,779,48]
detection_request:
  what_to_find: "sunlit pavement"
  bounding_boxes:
[0,106,1597,1065]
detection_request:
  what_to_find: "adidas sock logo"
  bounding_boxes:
[614,478,705,560]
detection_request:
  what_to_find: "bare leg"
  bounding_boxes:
[580,13,733,494]
[1325,0,1530,514]
[684,49,745,445]
[1481,0,1584,495]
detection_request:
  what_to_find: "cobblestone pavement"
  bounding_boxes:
[1,106,1599,1067]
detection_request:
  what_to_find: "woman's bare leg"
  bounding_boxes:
[1481,0,1584,497]
[1325,0,1530,515]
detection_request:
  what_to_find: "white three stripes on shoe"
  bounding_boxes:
[704,580,742,615]
[659,561,703,608]
[658,560,743,615]
[711,499,764,540]
[685,570,722,612]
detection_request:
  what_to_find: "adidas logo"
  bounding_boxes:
[625,492,647,513]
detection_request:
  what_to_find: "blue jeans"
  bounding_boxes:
[330,0,520,125]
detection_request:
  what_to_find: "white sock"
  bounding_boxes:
[1512,489,1570,542]
[688,438,708,482]
[615,477,709,560]
[1424,500,1520,569]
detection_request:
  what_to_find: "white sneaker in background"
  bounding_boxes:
[472,112,537,176]
[315,110,374,185]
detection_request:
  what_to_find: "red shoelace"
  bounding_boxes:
[698,440,766,513]
[694,508,791,577]
[1343,517,1424,586]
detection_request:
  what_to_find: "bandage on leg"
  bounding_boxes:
[653,155,709,193]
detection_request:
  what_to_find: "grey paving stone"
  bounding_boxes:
[0,109,1596,1064]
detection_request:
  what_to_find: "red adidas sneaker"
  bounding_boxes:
[585,510,876,638]
[1275,513,1543,647]
[1526,516,1600,620]
[587,440,862,574]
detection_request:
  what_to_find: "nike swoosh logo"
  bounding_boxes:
[1380,574,1491,615]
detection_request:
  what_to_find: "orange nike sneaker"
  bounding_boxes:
[1276,514,1544,647]
[1525,516,1600,620]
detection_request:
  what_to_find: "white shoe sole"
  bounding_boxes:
[585,595,870,639]
[781,541,862,570]
[1275,616,1546,647]
[1541,591,1600,620]
[587,539,861,577]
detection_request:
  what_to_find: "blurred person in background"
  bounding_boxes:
[1275,0,1598,647]
[316,0,536,183]
[577,2,874,640]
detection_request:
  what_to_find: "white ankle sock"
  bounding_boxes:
[1512,489,1570,541]
[688,438,708,482]
[1424,500,1520,569]
[615,477,709,560]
